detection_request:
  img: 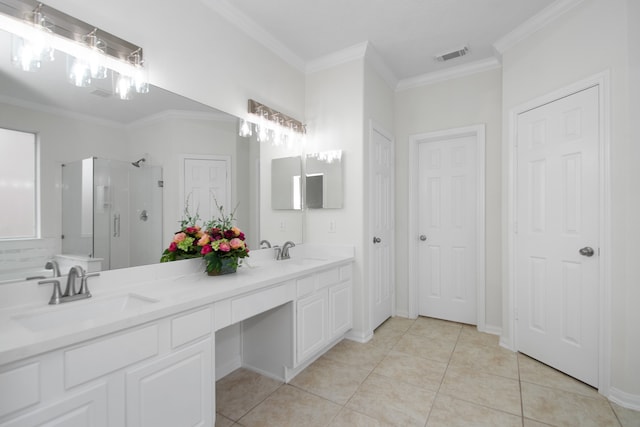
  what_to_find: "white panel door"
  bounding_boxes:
[370,127,394,330]
[418,135,477,324]
[516,86,599,387]
[183,158,229,221]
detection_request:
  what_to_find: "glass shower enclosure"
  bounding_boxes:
[61,157,163,270]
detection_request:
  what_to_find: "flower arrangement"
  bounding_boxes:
[160,201,249,275]
[160,209,204,262]
[200,203,249,274]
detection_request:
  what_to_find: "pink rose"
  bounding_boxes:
[218,241,231,252]
[173,232,186,243]
[185,227,198,235]
[229,238,244,250]
[197,234,210,246]
[201,245,212,255]
[168,242,177,252]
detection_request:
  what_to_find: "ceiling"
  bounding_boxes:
[213,0,558,82]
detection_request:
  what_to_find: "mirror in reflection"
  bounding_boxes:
[271,156,302,210]
[305,150,343,209]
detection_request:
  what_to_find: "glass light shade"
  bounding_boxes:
[133,66,149,94]
[88,49,107,79]
[67,55,91,87]
[11,34,54,72]
[239,119,253,137]
[115,74,133,100]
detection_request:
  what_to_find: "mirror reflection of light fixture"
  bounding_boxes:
[0,0,149,99]
[10,3,54,72]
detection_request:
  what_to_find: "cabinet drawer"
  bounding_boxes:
[231,282,294,323]
[171,307,212,348]
[316,268,340,289]
[296,275,316,298]
[0,362,39,417]
[64,325,158,388]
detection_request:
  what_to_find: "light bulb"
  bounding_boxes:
[115,74,133,100]
[67,56,91,87]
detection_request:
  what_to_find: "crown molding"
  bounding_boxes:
[200,0,306,72]
[127,110,234,129]
[0,94,124,129]
[306,42,369,74]
[493,0,586,55]
[396,57,501,92]
[364,43,399,90]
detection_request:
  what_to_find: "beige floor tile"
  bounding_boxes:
[612,402,640,427]
[289,356,370,405]
[369,321,407,350]
[518,353,602,399]
[346,372,436,426]
[215,413,235,427]
[373,350,447,391]
[328,408,384,427]
[458,324,500,348]
[238,384,340,427]
[215,368,283,421]
[378,316,416,332]
[426,394,523,427]
[439,366,522,416]
[322,339,388,371]
[521,382,620,427]
[449,341,519,379]
[393,331,457,363]
[407,316,463,340]
[523,419,555,426]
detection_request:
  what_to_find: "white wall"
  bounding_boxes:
[46,0,306,121]
[394,69,503,328]
[501,0,638,401]
[305,59,368,337]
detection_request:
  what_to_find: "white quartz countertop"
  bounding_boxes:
[0,245,354,366]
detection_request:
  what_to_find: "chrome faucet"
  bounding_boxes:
[278,241,296,260]
[260,239,272,249]
[39,266,99,305]
[44,259,60,277]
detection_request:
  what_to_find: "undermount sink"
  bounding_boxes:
[13,293,159,332]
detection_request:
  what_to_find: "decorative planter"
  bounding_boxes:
[207,257,237,276]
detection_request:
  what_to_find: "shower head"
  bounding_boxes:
[131,158,146,167]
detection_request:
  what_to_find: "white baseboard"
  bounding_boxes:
[215,356,241,380]
[345,329,373,343]
[609,387,640,411]
[480,324,502,336]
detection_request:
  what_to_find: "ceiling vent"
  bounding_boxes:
[435,46,469,62]
[90,88,113,98]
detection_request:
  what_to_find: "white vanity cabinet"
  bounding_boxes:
[295,263,352,366]
[0,307,214,427]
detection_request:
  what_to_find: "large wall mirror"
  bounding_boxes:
[0,28,303,283]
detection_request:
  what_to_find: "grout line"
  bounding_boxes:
[517,350,525,427]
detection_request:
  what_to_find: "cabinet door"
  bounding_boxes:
[296,291,328,363]
[329,280,353,339]
[0,383,107,427]
[126,339,213,427]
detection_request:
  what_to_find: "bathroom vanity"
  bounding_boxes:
[0,246,354,426]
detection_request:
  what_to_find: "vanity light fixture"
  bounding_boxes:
[246,99,306,145]
[0,0,149,98]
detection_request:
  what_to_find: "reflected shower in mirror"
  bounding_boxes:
[305,150,343,209]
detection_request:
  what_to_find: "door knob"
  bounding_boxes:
[373,237,381,244]
[419,235,427,241]
[579,247,595,257]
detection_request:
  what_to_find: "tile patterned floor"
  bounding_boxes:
[216,316,640,427]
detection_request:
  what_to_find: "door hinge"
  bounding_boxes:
[514,309,519,321]
[157,180,164,188]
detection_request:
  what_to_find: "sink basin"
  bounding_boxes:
[13,293,159,332]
